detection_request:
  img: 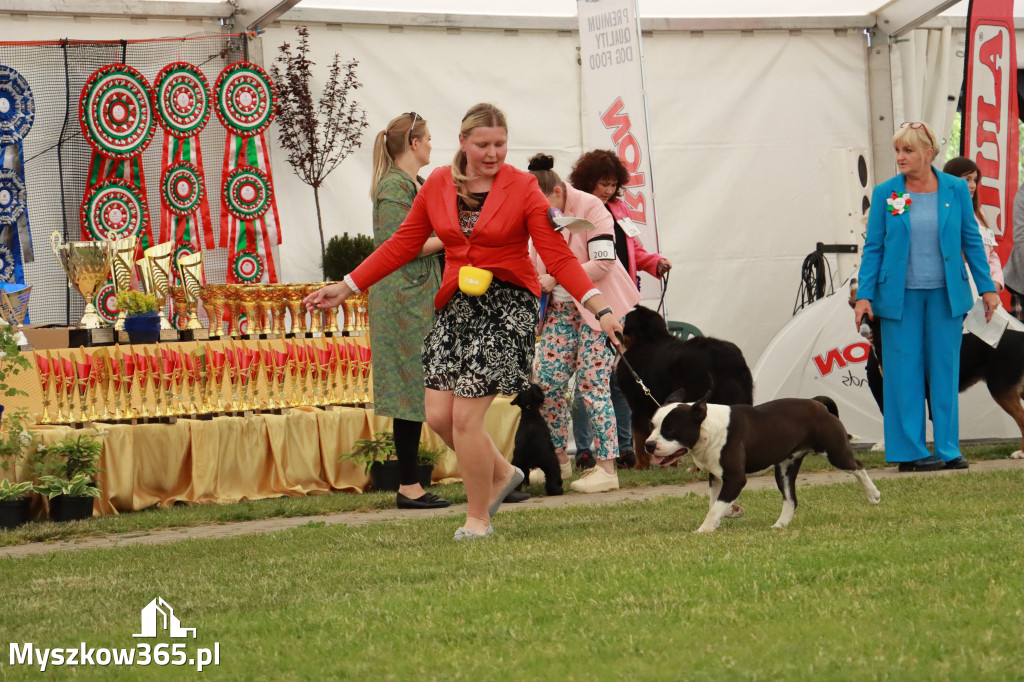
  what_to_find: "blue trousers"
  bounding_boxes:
[571,377,634,455]
[879,287,963,463]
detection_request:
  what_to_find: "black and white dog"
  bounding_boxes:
[616,306,754,469]
[510,383,563,497]
[645,391,881,532]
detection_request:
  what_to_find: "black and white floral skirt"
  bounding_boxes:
[422,279,540,398]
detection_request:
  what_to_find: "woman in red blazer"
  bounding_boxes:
[305,103,623,540]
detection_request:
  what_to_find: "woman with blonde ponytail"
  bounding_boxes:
[367,112,449,510]
[305,103,624,540]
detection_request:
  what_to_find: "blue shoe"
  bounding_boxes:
[897,456,945,472]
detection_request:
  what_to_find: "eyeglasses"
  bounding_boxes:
[406,111,419,147]
[900,121,935,148]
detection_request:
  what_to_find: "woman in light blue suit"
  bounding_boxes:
[854,122,1000,472]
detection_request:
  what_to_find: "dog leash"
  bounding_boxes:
[657,270,670,316]
[606,333,661,408]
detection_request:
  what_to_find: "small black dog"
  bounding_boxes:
[616,306,754,468]
[510,383,563,496]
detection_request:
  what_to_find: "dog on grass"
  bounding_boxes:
[645,390,881,532]
[509,383,563,497]
[615,306,754,468]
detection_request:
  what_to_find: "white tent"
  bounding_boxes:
[0,0,1021,368]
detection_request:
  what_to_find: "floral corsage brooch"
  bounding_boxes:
[886,191,912,215]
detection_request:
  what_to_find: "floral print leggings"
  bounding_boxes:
[533,301,617,461]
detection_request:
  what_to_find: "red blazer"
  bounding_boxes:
[350,164,596,310]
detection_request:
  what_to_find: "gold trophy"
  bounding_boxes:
[238,286,261,337]
[267,284,288,335]
[91,347,111,421]
[177,251,205,332]
[343,297,357,333]
[51,231,112,329]
[169,285,189,329]
[302,284,322,334]
[283,285,306,336]
[224,285,244,338]
[254,287,273,337]
[191,348,208,413]
[143,242,174,330]
[34,351,53,423]
[109,235,138,331]
[0,285,31,347]
[199,284,227,338]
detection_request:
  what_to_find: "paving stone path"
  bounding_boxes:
[3,458,1022,560]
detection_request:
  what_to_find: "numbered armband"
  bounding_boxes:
[587,235,616,261]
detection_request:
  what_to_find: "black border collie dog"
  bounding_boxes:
[510,383,563,497]
[616,306,754,468]
[645,391,881,532]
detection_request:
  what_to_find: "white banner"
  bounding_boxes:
[576,0,661,302]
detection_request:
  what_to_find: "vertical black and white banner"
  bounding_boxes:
[576,0,662,303]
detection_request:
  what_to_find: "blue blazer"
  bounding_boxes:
[857,169,996,320]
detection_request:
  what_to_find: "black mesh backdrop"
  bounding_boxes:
[0,34,247,326]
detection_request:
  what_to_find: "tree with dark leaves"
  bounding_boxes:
[272,26,369,278]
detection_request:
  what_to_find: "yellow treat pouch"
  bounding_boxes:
[458,265,493,296]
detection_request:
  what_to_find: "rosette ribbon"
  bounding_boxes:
[214,61,280,284]
[153,63,216,281]
[0,63,36,285]
[79,63,156,251]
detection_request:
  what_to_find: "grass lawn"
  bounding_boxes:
[1,469,1023,681]
[0,441,1018,548]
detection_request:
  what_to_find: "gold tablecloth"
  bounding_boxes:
[22,401,520,516]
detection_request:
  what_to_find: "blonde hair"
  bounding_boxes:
[370,112,427,199]
[892,122,940,160]
[452,103,507,209]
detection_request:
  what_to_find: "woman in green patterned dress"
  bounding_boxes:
[368,112,449,509]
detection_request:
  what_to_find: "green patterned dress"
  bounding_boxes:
[368,167,443,421]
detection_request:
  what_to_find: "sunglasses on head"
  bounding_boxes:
[900,121,935,149]
[405,111,419,146]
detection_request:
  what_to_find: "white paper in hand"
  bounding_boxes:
[964,297,1009,348]
[552,215,597,234]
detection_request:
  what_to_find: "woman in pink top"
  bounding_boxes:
[528,154,641,493]
[567,149,671,469]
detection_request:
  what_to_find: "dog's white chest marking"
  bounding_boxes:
[689,404,731,479]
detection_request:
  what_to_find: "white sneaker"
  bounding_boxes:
[529,469,546,485]
[569,466,619,493]
[560,459,573,480]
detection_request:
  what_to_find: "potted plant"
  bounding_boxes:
[0,410,38,529]
[0,322,35,529]
[339,431,443,491]
[116,290,161,344]
[31,433,103,522]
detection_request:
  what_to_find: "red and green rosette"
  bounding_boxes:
[78,64,155,250]
[215,61,281,284]
[231,248,264,284]
[153,62,215,253]
[80,178,150,242]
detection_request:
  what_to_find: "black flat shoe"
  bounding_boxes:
[943,456,969,470]
[396,492,452,510]
[897,456,946,472]
[503,490,531,504]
